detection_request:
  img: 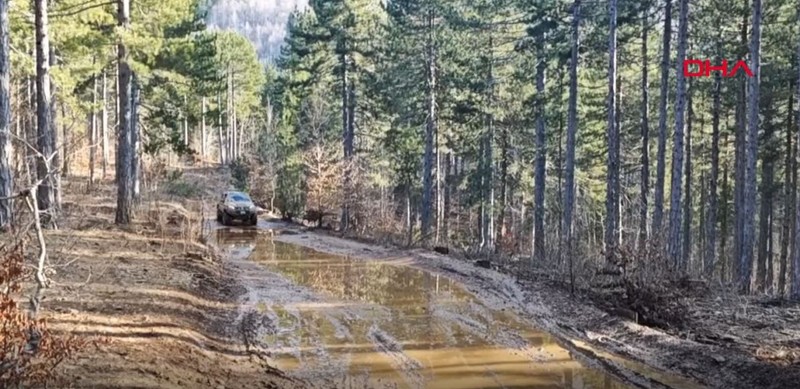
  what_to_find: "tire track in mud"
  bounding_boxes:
[432,301,552,364]
[367,324,427,389]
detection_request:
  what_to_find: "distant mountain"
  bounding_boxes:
[206,0,309,62]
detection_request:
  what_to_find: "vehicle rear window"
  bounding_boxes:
[230,194,249,202]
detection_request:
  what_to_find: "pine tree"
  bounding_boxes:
[0,0,10,228]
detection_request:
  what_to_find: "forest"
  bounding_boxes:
[1,0,799,387]
[260,0,800,299]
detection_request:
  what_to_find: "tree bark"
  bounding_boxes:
[652,0,672,235]
[705,49,722,277]
[793,0,800,298]
[533,31,547,263]
[562,0,581,282]
[217,92,224,164]
[34,0,55,225]
[757,94,776,293]
[89,74,97,186]
[101,70,109,179]
[340,49,353,231]
[0,0,11,228]
[420,6,436,244]
[741,0,762,292]
[667,0,690,269]
[201,97,207,164]
[721,139,730,282]
[131,73,140,201]
[49,46,61,211]
[733,8,748,284]
[183,95,189,148]
[638,6,650,254]
[115,0,133,225]
[779,83,794,295]
[682,83,693,269]
[605,0,620,266]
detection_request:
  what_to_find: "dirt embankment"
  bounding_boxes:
[270,225,800,389]
[24,170,301,389]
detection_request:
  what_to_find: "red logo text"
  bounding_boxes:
[683,59,754,78]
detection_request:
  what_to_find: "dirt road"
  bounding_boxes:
[213,221,704,389]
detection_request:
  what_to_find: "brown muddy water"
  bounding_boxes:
[214,227,630,389]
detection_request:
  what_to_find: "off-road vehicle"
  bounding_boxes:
[216,191,258,226]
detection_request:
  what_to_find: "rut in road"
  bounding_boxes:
[215,226,631,389]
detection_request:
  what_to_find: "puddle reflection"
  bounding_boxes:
[215,229,630,389]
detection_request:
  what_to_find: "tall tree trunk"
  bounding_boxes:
[533,31,547,263]
[34,0,55,225]
[201,97,207,164]
[668,0,689,269]
[183,95,188,148]
[562,0,581,284]
[0,0,11,228]
[115,0,133,225]
[793,0,800,298]
[101,70,109,179]
[61,102,68,175]
[26,76,35,181]
[483,36,495,252]
[496,125,508,252]
[706,49,722,277]
[682,83,693,269]
[131,73,140,201]
[721,138,730,282]
[757,94,776,293]
[89,74,97,186]
[49,46,60,210]
[638,6,650,254]
[217,93,224,164]
[652,0,673,235]
[420,6,436,244]
[226,70,233,162]
[741,0,762,292]
[340,50,354,231]
[234,81,242,159]
[605,0,620,266]
[734,8,748,284]
[780,83,794,295]
[443,150,452,245]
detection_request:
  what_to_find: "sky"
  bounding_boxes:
[206,0,309,62]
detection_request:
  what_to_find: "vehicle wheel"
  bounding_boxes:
[216,210,222,223]
[221,212,231,226]
[249,214,258,226]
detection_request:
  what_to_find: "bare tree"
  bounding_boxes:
[705,30,722,277]
[605,0,620,265]
[101,70,109,179]
[741,0,762,292]
[562,0,581,286]
[34,0,56,226]
[652,0,672,234]
[779,82,794,295]
[682,83,693,268]
[0,0,11,228]
[420,6,437,244]
[533,30,546,263]
[638,2,650,253]
[89,74,98,186]
[791,0,800,300]
[667,0,689,269]
[131,74,141,201]
[115,0,133,224]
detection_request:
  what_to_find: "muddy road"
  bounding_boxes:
[212,223,696,389]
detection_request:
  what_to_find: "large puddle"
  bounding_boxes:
[215,228,630,389]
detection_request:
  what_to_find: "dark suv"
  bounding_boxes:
[216,191,258,226]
